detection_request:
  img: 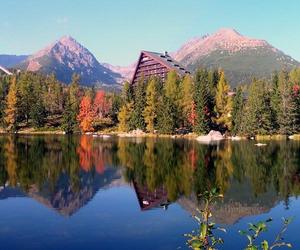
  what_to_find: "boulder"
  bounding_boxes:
[196,130,224,143]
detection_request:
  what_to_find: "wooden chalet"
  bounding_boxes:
[131,50,190,84]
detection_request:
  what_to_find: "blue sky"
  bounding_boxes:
[1,0,300,66]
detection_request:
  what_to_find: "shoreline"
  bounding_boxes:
[1,128,300,141]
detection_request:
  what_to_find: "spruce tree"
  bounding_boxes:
[156,96,175,134]
[270,72,280,132]
[231,86,244,135]
[193,69,210,134]
[122,81,133,104]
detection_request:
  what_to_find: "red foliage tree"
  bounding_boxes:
[93,90,111,119]
[77,136,93,172]
[77,96,95,132]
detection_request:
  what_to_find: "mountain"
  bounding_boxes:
[0,55,28,68]
[17,36,122,86]
[172,28,300,87]
[102,62,136,83]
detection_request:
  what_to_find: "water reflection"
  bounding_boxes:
[0,135,300,223]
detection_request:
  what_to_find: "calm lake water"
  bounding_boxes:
[0,135,299,250]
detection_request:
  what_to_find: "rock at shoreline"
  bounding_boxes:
[196,130,224,143]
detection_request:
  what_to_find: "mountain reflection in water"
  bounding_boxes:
[0,136,300,249]
[0,135,299,224]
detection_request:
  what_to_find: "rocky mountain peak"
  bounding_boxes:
[173,28,270,62]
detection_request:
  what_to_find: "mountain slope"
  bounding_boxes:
[172,28,300,87]
[17,36,122,86]
[0,55,28,68]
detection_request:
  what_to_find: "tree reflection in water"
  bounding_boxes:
[0,136,299,221]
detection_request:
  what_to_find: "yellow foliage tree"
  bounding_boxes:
[5,77,18,131]
[118,102,133,132]
[214,71,233,131]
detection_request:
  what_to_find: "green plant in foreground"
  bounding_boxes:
[185,188,226,250]
[239,217,293,250]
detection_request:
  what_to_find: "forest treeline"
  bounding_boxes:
[1,68,300,136]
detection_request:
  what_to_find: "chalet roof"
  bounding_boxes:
[141,50,190,76]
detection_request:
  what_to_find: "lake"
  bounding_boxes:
[0,135,299,250]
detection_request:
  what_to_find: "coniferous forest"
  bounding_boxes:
[1,68,300,136]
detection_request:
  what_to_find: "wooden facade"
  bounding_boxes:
[131,51,189,84]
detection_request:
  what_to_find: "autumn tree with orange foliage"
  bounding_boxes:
[77,95,95,133]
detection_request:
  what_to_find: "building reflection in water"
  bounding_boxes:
[0,135,299,223]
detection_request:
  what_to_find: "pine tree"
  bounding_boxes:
[231,86,244,135]
[61,96,77,134]
[156,96,175,134]
[130,79,146,130]
[214,71,233,131]
[143,77,159,133]
[277,71,298,134]
[193,69,210,134]
[241,80,272,136]
[4,77,18,131]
